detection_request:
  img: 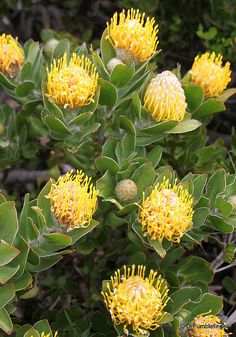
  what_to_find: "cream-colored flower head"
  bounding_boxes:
[144,71,187,122]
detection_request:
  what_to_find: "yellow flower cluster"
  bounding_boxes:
[144,71,187,122]
[190,52,231,97]
[139,178,193,243]
[102,265,169,336]
[0,33,24,77]
[189,315,229,337]
[46,53,98,109]
[107,8,158,63]
[47,170,98,229]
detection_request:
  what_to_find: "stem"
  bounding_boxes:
[214,263,236,273]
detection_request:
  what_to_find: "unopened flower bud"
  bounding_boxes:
[228,195,236,210]
[115,179,138,202]
[106,57,124,72]
[43,38,59,55]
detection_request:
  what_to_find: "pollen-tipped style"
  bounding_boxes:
[188,315,229,337]
[139,178,193,243]
[102,265,169,336]
[46,53,98,109]
[144,71,187,122]
[107,8,158,63]
[0,34,24,77]
[190,52,231,97]
[47,170,98,229]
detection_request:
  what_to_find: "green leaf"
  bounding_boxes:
[209,215,233,233]
[43,95,64,120]
[69,112,93,126]
[96,171,115,198]
[33,320,52,336]
[0,307,13,334]
[147,146,162,168]
[158,313,174,325]
[215,198,233,217]
[122,133,136,158]
[14,272,33,291]
[39,233,72,251]
[0,201,18,244]
[131,92,141,119]
[24,328,40,337]
[0,242,19,266]
[218,88,236,103]
[167,287,202,315]
[53,39,70,59]
[96,156,120,174]
[131,163,155,194]
[192,207,208,228]
[206,169,226,207]
[183,84,204,112]
[0,284,15,310]
[37,180,54,226]
[119,116,136,135]
[98,79,117,107]
[167,119,201,134]
[178,256,213,284]
[137,121,177,146]
[44,115,72,140]
[100,28,116,65]
[21,61,33,81]
[28,255,63,273]
[68,220,99,244]
[192,174,207,203]
[187,293,223,320]
[110,64,134,87]
[15,81,35,97]
[147,236,166,258]
[0,72,16,90]
[193,99,225,118]
[0,265,20,284]
[9,236,30,278]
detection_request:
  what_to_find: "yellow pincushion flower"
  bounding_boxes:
[47,170,98,229]
[188,315,229,337]
[144,71,187,122]
[190,52,231,97]
[107,8,158,63]
[102,265,169,336]
[0,34,24,77]
[46,53,98,109]
[139,178,193,243]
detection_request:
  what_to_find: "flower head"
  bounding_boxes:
[188,315,229,337]
[139,178,193,243]
[47,170,98,229]
[190,52,231,97]
[0,34,24,77]
[115,179,138,202]
[102,265,169,336]
[144,71,187,122]
[46,53,98,109]
[107,8,158,63]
